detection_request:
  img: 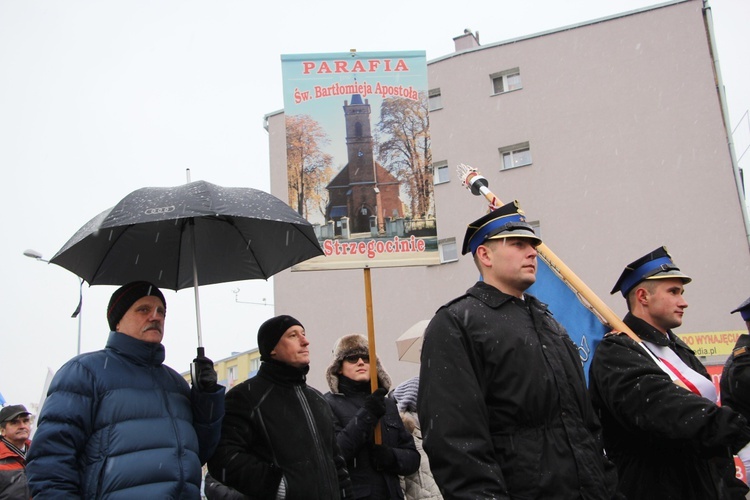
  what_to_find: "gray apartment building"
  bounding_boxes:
[264,0,750,391]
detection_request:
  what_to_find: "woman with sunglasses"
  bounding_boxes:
[324,334,420,499]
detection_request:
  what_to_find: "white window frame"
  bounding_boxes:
[433,160,450,185]
[227,365,238,385]
[428,88,442,111]
[250,357,260,373]
[499,142,532,170]
[490,68,522,95]
[438,238,458,263]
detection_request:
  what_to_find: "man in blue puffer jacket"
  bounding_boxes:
[26,281,225,499]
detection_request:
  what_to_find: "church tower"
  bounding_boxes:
[344,93,376,184]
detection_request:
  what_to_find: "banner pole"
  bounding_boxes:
[364,267,382,444]
[456,164,688,388]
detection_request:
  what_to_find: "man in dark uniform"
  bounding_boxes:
[721,296,750,476]
[418,201,620,499]
[589,247,750,499]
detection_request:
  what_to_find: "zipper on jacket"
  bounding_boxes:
[295,385,337,498]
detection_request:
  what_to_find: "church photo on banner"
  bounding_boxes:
[281,50,438,270]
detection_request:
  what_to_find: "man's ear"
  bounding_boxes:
[635,287,649,305]
[475,244,492,267]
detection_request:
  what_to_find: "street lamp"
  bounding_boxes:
[24,249,83,356]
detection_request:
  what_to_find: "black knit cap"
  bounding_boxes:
[258,315,303,362]
[107,281,166,331]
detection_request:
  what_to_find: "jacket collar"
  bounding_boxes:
[106,331,165,366]
[0,437,31,460]
[468,281,546,312]
[734,333,750,351]
[258,359,309,387]
[623,312,687,348]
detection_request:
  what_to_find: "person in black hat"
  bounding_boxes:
[208,315,353,500]
[418,201,620,499]
[26,281,225,499]
[0,404,32,499]
[589,247,750,498]
[721,297,750,474]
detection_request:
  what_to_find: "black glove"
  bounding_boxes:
[192,355,218,392]
[334,454,354,500]
[370,444,397,472]
[363,387,387,418]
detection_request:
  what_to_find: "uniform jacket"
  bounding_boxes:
[324,377,420,499]
[590,313,750,500]
[26,331,225,499]
[0,437,30,500]
[721,333,750,422]
[418,281,620,499]
[208,360,349,500]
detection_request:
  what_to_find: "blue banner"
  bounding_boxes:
[528,258,609,383]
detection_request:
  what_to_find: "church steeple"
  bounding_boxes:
[343,86,375,184]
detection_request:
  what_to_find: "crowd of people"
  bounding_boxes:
[4,202,750,499]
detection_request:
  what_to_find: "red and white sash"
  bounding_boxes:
[643,341,717,402]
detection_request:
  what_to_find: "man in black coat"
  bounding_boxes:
[418,201,620,499]
[208,315,352,500]
[589,247,750,499]
[721,296,750,477]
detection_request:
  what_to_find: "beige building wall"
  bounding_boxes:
[265,0,750,393]
[182,348,261,389]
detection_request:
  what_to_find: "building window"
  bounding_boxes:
[439,238,458,263]
[227,365,238,386]
[500,142,532,170]
[433,161,450,184]
[250,358,260,372]
[428,88,442,111]
[491,68,522,95]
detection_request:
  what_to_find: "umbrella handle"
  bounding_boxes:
[190,347,206,385]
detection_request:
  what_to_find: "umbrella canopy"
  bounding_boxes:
[396,319,430,363]
[50,180,323,290]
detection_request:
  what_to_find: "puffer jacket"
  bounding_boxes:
[0,437,30,500]
[26,331,225,499]
[399,412,442,500]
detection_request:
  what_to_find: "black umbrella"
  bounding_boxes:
[50,180,324,349]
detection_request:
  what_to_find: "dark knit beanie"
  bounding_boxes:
[107,281,166,331]
[258,315,303,362]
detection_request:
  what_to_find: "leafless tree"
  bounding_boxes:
[286,115,334,219]
[375,92,433,218]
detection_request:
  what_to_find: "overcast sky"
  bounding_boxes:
[1,0,748,409]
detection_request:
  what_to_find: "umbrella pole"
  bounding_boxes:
[363,267,382,444]
[189,219,204,352]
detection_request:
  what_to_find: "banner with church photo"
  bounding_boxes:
[280,50,438,270]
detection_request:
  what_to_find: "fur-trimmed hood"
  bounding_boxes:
[325,334,392,394]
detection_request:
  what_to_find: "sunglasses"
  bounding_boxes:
[343,354,370,364]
